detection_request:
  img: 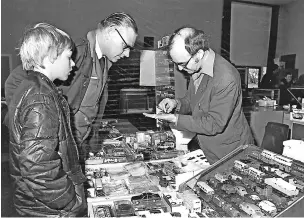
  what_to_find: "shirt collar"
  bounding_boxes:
[197,48,215,77]
[95,33,103,59]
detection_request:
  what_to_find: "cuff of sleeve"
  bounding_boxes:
[66,165,87,185]
[175,99,181,113]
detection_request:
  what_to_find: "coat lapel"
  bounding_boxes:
[193,75,210,104]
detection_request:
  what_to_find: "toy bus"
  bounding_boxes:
[265,178,299,197]
[197,181,215,195]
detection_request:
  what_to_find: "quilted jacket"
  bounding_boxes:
[8,71,86,217]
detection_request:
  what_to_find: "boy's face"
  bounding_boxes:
[48,49,74,81]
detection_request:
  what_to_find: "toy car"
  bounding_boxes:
[249,194,261,201]
[239,202,265,218]
[131,192,164,211]
[170,212,182,217]
[222,203,241,217]
[227,172,242,181]
[230,195,243,205]
[93,205,113,217]
[212,194,226,208]
[214,172,229,183]
[242,177,257,190]
[207,177,220,188]
[258,200,277,216]
[235,185,248,196]
[113,200,135,217]
[221,184,237,194]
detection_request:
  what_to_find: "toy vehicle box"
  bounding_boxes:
[87,193,171,217]
[179,144,304,217]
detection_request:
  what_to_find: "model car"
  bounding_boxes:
[227,172,242,181]
[268,193,287,207]
[230,195,243,205]
[222,203,241,217]
[157,141,175,150]
[207,177,220,189]
[239,202,265,218]
[164,194,183,207]
[214,172,229,183]
[249,194,261,201]
[131,192,164,211]
[113,200,135,217]
[170,212,182,217]
[93,205,113,217]
[149,208,164,214]
[212,194,226,208]
[235,185,248,196]
[221,184,237,194]
[242,177,257,190]
[258,200,277,216]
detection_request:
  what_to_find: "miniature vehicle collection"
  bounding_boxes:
[85,125,304,218]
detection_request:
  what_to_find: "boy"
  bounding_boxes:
[8,23,86,217]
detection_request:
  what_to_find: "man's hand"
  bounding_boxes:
[143,113,177,123]
[158,98,177,113]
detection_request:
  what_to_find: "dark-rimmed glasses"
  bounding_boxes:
[115,29,134,51]
[176,55,192,70]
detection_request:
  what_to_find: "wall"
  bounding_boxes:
[1,0,223,69]
[276,0,304,75]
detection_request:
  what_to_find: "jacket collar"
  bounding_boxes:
[195,48,215,78]
[28,71,62,94]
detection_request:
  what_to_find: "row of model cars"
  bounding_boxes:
[93,192,172,217]
[192,149,304,217]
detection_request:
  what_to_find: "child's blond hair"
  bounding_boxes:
[19,23,74,70]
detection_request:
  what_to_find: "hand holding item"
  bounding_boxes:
[158,98,177,113]
[143,113,177,123]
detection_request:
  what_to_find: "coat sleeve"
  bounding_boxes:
[18,94,77,211]
[176,79,240,135]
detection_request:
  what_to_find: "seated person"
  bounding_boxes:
[279,72,295,105]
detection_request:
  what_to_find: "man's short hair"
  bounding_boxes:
[19,23,74,71]
[100,12,138,34]
[169,26,209,55]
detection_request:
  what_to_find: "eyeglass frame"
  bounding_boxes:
[176,55,193,70]
[115,29,134,51]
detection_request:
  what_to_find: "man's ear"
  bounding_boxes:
[194,50,204,63]
[104,26,116,40]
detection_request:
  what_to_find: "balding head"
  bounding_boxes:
[168,26,209,74]
[169,26,209,56]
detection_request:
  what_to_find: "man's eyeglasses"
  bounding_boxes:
[115,29,134,51]
[176,56,192,70]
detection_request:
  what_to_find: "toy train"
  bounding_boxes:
[197,181,241,217]
[249,150,304,179]
[234,160,265,182]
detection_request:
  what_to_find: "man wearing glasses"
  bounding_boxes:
[5,12,138,153]
[144,27,253,164]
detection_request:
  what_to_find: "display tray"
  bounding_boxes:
[179,144,304,217]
